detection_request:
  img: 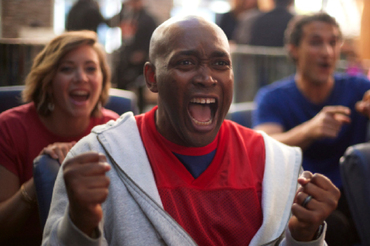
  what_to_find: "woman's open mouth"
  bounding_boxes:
[188,97,217,126]
[69,90,90,105]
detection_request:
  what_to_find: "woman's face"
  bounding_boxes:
[51,45,103,119]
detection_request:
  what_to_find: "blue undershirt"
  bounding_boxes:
[173,149,216,178]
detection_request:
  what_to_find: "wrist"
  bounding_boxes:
[313,223,324,240]
[20,184,37,208]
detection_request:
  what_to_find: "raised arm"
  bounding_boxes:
[63,152,111,237]
[255,106,351,150]
[355,89,370,117]
[288,171,340,242]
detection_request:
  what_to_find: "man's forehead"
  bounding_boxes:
[167,29,229,57]
[150,16,229,63]
[302,21,340,38]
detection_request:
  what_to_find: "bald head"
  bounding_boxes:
[143,15,233,147]
[149,16,229,67]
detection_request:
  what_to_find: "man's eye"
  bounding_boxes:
[178,60,194,66]
[213,60,230,70]
[310,40,322,46]
[214,60,229,66]
[330,40,337,47]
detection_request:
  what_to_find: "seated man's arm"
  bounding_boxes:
[278,171,339,246]
[42,151,110,245]
[355,89,370,117]
[63,152,111,237]
[288,171,340,243]
[254,106,351,150]
[254,123,313,150]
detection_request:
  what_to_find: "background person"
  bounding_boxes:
[66,0,106,33]
[0,30,119,245]
[43,16,339,246]
[107,0,157,112]
[233,0,261,44]
[250,0,294,47]
[216,0,257,42]
[253,13,370,246]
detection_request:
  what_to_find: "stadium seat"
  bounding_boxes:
[226,101,255,128]
[340,143,370,245]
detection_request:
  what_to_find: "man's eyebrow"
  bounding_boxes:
[172,50,229,58]
[308,33,340,39]
[211,50,230,58]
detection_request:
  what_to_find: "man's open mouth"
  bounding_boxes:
[188,97,217,126]
[318,62,330,69]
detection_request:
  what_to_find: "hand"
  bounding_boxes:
[288,171,340,241]
[63,152,111,237]
[40,141,76,163]
[304,106,351,140]
[355,89,370,117]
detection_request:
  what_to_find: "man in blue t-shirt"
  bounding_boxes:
[253,13,370,246]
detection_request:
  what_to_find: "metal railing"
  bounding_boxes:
[231,45,296,102]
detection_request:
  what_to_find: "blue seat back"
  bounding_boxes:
[226,102,255,128]
[0,85,138,115]
[340,143,370,245]
[106,88,138,115]
[33,155,60,228]
[0,85,25,113]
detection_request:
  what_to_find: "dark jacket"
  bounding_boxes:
[66,0,105,33]
[250,6,294,47]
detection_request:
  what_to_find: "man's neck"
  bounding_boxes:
[294,73,335,104]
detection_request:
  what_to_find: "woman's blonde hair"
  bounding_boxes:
[22,30,111,117]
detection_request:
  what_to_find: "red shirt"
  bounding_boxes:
[0,102,118,243]
[136,107,265,245]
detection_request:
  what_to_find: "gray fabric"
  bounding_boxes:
[42,112,327,246]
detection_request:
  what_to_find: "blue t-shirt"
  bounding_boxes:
[253,73,370,188]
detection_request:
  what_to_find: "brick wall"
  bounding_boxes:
[1,0,53,38]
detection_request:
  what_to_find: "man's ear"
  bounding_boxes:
[144,62,158,93]
[287,44,299,62]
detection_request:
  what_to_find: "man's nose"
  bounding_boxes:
[321,43,334,57]
[193,65,217,86]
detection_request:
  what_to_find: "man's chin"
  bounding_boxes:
[186,130,219,147]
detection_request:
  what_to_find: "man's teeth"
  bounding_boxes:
[190,98,216,104]
[192,118,213,125]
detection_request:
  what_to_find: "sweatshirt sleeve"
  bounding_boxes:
[280,223,327,246]
[41,137,107,246]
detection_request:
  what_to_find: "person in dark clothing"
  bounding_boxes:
[107,0,157,112]
[66,0,106,33]
[216,0,256,41]
[250,0,294,47]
